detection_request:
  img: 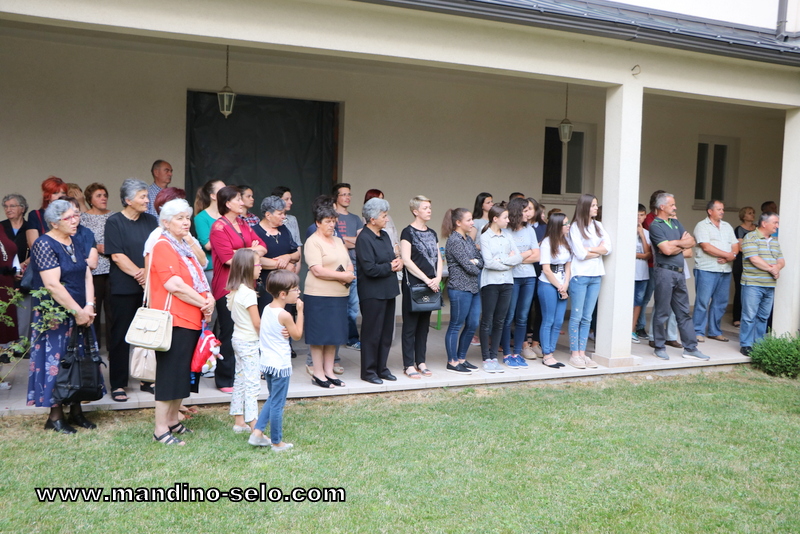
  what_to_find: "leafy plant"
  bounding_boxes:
[749,331,800,378]
[0,286,73,384]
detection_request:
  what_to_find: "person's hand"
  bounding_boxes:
[200,296,215,317]
[281,327,290,339]
[96,243,105,254]
[75,306,95,326]
[295,298,304,312]
[342,271,355,284]
[427,277,441,292]
[275,255,290,270]
[251,240,260,248]
[391,258,403,272]
[133,268,146,285]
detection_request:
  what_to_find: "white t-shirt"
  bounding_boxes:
[538,237,571,285]
[226,283,259,342]
[568,221,612,277]
[635,229,650,281]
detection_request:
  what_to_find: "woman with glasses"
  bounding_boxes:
[2,193,29,344]
[251,196,300,312]
[27,200,100,433]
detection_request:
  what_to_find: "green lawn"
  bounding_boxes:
[2,368,799,533]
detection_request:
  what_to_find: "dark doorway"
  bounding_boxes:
[185,91,339,234]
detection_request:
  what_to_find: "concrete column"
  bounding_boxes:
[773,108,800,336]
[592,82,644,367]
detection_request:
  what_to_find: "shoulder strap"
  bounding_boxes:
[144,239,173,311]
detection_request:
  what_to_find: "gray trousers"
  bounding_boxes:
[652,267,697,351]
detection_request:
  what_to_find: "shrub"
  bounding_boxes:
[749,332,800,379]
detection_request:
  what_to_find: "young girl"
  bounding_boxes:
[249,269,304,451]
[226,248,262,433]
[538,212,571,369]
[469,192,494,241]
[567,194,611,369]
[632,204,651,343]
[479,205,521,372]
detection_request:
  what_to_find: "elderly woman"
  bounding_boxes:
[400,195,443,379]
[209,186,267,393]
[80,183,114,348]
[2,193,28,342]
[305,202,354,388]
[26,200,97,433]
[105,179,159,402]
[148,199,214,445]
[355,197,403,384]
[26,176,68,249]
[252,195,300,310]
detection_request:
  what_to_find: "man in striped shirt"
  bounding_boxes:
[739,212,784,356]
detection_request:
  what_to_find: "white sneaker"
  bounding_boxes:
[233,425,252,434]
[583,356,598,368]
[569,355,586,369]
[272,442,294,452]
[248,433,271,447]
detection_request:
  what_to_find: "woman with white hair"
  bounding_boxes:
[149,199,214,445]
[355,197,403,384]
[27,200,99,433]
[251,195,301,311]
[104,179,159,402]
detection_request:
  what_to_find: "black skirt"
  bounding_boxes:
[154,327,200,401]
[304,294,348,346]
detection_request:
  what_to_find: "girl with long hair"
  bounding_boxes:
[567,193,612,369]
[537,212,571,368]
[469,192,494,241]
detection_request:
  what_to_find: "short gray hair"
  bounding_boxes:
[758,212,778,227]
[120,178,149,207]
[655,192,674,211]
[260,195,286,215]
[43,200,73,228]
[2,193,28,215]
[158,199,192,227]
[363,197,390,222]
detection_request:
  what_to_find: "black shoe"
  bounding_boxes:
[740,346,752,356]
[68,412,97,430]
[648,340,656,348]
[378,372,397,381]
[462,360,478,370]
[140,382,155,394]
[291,349,297,359]
[636,328,648,339]
[44,418,77,434]
[665,340,683,349]
[446,363,471,374]
[363,377,383,385]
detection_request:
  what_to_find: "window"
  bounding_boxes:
[541,122,595,203]
[693,135,739,210]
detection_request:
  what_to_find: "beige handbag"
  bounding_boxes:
[129,346,157,381]
[125,267,173,351]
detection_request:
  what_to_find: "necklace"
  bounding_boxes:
[59,241,77,263]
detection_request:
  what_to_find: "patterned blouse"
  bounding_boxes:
[445,232,483,294]
[80,211,114,275]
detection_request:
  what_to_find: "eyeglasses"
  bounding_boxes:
[562,222,570,226]
[61,214,80,221]
[289,287,301,293]
[3,204,21,209]
[62,244,77,263]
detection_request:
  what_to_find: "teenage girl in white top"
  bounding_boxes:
[537,212,571,369]
[567,194,612,370]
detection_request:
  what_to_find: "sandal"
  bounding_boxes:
[325,376,346,387]
[153,431,185,445]
[312,376,335,389]
[168,423,193,435]
[707,335,729,342]
[405,367,422,379]
[140,382,155,394]
[417,365,432,377]
[542,355,565,369]
[111,389,128,402]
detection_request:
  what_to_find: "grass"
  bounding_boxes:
[2,368,800,533]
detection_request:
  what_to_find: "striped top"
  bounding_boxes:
[741,230,783,287]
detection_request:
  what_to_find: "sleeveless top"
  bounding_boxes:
[259,306,293,377]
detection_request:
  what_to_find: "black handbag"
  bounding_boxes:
[405,270,442,313]
[52,323,106,404]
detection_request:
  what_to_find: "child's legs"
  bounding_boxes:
[239,340,261,423]
[267,374,291,444]
[254,374,273,433]
[229,337,250,417]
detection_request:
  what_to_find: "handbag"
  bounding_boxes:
[130,346,157,381]
[52,324,105,404]
[125,266,173,351]
[405,269,442,313]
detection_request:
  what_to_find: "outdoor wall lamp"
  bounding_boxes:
[559,83,573,144]
[217,46,236,118]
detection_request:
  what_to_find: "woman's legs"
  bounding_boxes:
[458,292,482,362]
[480,285,501,361]
[445,289,471,363]
[538,282,559,355]
[500,280,521,356]
[512,277,536,355]
[568,276,601,357]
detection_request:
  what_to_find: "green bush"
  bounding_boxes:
[749,332,800,378]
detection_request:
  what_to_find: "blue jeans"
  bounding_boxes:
[693,270,731,337]
[568,275,602,351]
[501,277,537,355]
[445,288,481,362]
[538,281,567,355]
[636,267,655,331]
[254,373,291,445]
[347,271,360,345]
[740,285,774,348]
[633,280,648,307]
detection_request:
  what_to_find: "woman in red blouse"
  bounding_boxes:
[208,186,267,393]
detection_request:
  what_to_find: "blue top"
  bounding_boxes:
[509,225,539,278]
[30,234,88,307]
[251,223,299,287]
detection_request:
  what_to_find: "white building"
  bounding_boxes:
[1,0,799,365]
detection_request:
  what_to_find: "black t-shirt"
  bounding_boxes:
[400,225,438,285]
[104,211,159,295]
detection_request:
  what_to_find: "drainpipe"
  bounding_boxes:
[777,0,788,40]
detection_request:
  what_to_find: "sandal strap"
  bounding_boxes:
[153,431,184,445]
[168,423,193,434]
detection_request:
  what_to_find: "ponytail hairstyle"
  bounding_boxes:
[482,204,507,234]
[225,248,260,292]
[544,212,572,259]
[472,192,493,220]
[572,193,602,240]
[507,197,530,231]
[194,179,225,215]
[441,207,470,238]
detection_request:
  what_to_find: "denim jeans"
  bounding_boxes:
[445,288,481,362]
[538,281,567,355]
[693,270,731,337]
[568,275,602,351]
[480,283,513,360]
[633,280,648,307]
[347,271,360,345]
[254,373,291,445]
[636,267,655,331]
[740,285,774,348]
[501,277,537,355]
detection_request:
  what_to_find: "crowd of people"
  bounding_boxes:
[1,165,783,447]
